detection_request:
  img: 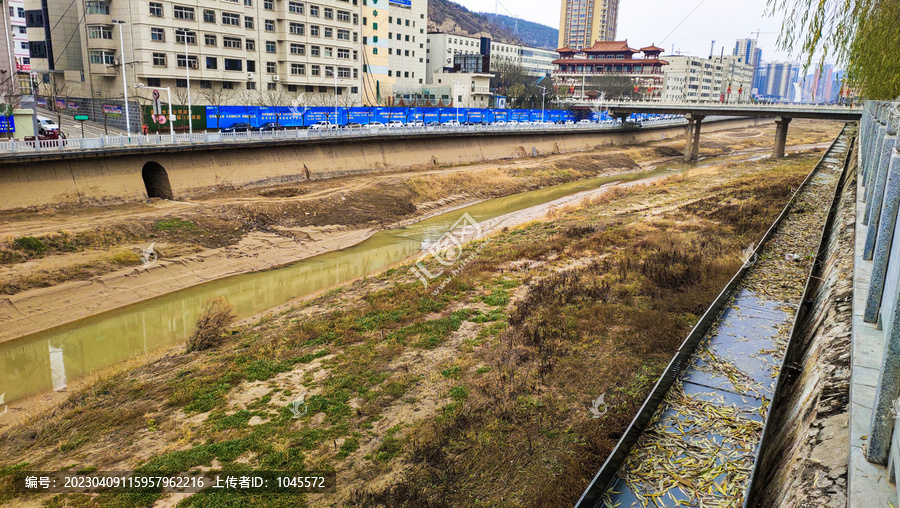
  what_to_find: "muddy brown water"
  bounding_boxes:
[0,150,789,406]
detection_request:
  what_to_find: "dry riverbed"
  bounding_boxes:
[0,121,845,507]
[0,120,839,342]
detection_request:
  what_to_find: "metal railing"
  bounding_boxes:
[858,100,900,469]
[0,118,692,155]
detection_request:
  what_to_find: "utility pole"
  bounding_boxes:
[112,19,131,135]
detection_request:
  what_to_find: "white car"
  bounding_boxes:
[494,120,506,126]
[309,121,336,130]
[387,120,405,129]
[444,120,461,127]
[37,116,59,135]
[407,121,425,128]
[578,119,594,124]
[366,121,385,129]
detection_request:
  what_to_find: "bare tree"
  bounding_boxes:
[309,92,337,124]
[236,87,261,125]
[200,85,235,130]
[37,74,69,136]
[261,85,292,124]
[0,75,21,139]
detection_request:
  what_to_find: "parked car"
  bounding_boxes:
[366,121,386,129]
[344,122,364,129]
[444,120,461,127]
[578,119,594,124]
[407,120,425,127]
[387,121,405,129]
[221,122,256,133]
[37,116,59,136]
[309,121,336,130]
[258,122,285,131]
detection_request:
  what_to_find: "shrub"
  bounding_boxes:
[109,251,142,265]
[13,236,47,254]
[187,297,236,352]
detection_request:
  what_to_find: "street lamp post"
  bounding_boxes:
[175,29,193,135]
[452,79,460,124]
[328,68,338,125]
[112,19,131,135]
[538,85,547,123]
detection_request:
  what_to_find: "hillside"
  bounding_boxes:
[428,0,559,50]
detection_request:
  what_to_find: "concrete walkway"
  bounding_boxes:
[849,174,896,505]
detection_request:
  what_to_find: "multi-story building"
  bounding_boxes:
[553,41,667,100]
[759,61,799,100]
[733,38,762,96]
[361,0,427,105]
[425,32,556,80]
[8,0,29,73]
[660,54,753,103]
[1,0,12,83]
[431,68,492,108]
[558,0,618,51]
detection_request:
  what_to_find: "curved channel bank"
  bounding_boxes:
[0,118,764,210]
[0,167,676,406]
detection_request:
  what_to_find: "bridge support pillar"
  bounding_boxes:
[773,116,792,158]
[683,114,705,161]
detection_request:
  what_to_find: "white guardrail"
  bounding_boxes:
[0,118,692,155]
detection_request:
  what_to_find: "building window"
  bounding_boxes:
[206,56,217,69]
[310,5,319,16]
[324,27,332,38]
[246,82,256,90]
[222,81,234,89]
[291,63,306,75]
[152,52,167,66]
[338,67,350,78]
[200,80,212,89]
[245,16,254,29]
[173,5,195,20]
[324,47,332,57]
[267,83,277,91]
[176,78,187,88]
[223,36,242,49]
[289,22,304,35]
[263,0,273,9]
[176,54,199,68]
[337,29,349,40]
[265,41,276,53]
[337,10,350,22]
[87,25,113,39]
[324,7,333,19]
[147,77,161,87]
[310,45,320,57]
[224,58,243,71]
[205,34,217,46]
[149,2,163,17]
[266,62,276,73]
[150,27,166,41]
[244,0,253,6]
[85,1,110,15]
[175,30,196,44]
[265,19,275,31]
[247,60,256,72]
[203,9,215,22]
[310,25,319,36]
[337,48,349,59]
[246,39,255,50]
[28,41,47,58]
[311,64,320,76]
[289,1,304,13]
[89,50,115,65]
[290,43,305,55]
[222,13,240,26]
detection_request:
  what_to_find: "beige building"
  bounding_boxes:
[431,69,492,108]
[661,55,753,103]
[558,0,618,51]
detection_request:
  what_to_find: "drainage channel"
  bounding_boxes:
[576,124,853,508]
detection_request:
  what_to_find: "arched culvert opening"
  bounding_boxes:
[142,161,174,200]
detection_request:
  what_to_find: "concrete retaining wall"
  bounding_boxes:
[0,118,764,210]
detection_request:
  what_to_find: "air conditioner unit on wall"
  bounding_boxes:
[247,72,254,80]
[273,75,280,81]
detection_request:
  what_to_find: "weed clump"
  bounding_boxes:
[13,236,47,254]
[187,297,236,352]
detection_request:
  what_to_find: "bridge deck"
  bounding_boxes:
[584,102,862,121]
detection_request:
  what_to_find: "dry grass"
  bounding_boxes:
[186,297,237,352]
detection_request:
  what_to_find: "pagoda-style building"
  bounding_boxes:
[553,41,668,100]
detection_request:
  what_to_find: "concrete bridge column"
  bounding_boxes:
[683,114,705,162]
[773,117,792,158]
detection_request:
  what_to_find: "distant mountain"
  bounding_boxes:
[428,0,559,50]
[479,12,559,50]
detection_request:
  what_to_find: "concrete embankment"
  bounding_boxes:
[0,119,765,210]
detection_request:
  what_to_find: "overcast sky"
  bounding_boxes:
[449,0,810,63]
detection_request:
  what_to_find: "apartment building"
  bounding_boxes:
[24,0,371,107]
[8,0,29,72]
[661,55,753,103]
[425,32,556,80]
[558,0,618,51]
